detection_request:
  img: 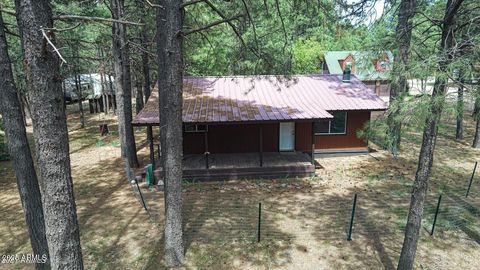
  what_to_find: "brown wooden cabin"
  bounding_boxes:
[133,74,387,181]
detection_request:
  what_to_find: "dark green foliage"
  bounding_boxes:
[183,0,370,75]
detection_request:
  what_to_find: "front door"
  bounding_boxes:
[279,122,295,151]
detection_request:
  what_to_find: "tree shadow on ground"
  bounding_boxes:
[136,145,480,269]
[73,154,158,269]
[144,183,295,269]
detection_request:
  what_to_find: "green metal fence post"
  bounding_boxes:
[257,202,262,243]
[430,194,442,236]
[347,193,357,241]
[466,161,477,198]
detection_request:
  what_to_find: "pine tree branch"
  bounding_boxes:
[240,0,260,51]
[144,0,163,8]
[181,0,205,9]
[202,0,263,60]
[274,0,288,52]
[44,23,82,32]
[0,8,16,16]
[184,14,244,35]
[3,25,19,37]
[41,29,67,65]
[53,15,144,26]
[128,40,156,57]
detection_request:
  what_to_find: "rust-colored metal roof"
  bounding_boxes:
[133,75,387,125]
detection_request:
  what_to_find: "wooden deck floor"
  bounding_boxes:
[153,152,315,181]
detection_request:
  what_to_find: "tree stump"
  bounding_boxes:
[99,124,109,136]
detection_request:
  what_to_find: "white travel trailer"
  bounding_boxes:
[63,73,115,102]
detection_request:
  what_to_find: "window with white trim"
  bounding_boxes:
[314,112,347,135]
[184,124,208,133]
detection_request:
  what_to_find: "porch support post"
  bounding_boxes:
[204,125,209,169]
[147,125,156,184]
[259,125,263,167]
[147,126,155,166]
[311,122,315,165]
[157,126,161,159]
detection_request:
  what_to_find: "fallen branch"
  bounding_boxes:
[184,14,244,35]
[41,29,67,65]
[52,15,144,26]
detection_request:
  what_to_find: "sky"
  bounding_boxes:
[344,0,386,25]
[373,0,386,21]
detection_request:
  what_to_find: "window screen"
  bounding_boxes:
[330,112,347,133]
[313,121,329,134]
[314,112,347,135]
[184,124,208,133]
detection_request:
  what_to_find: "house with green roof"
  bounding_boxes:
[322,51,393,99]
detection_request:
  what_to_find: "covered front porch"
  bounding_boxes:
[132,75,387,182]
[152,152,316,181]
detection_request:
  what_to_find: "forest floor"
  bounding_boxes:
[1,102,479,269]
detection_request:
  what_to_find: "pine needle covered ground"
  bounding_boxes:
[1,102,479,269]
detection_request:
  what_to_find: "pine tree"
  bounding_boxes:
[0,10,50,269]
[14,0,84,268]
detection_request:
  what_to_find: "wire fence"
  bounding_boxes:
[131,162,480,265]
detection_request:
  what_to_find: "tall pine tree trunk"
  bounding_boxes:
[108,74,117,113]
[14,0,84,268]
[100,72,108,114]
[16,88,27,127]
[138,6,150,108]
[98,48,107,115]
[387,0,417,156]
[135,80,144,114]
[157,3,167,174]
[110,0,139,172]
[473,88,480,148]
[74,48,85,128]
[456,82,464,140]
[142,21,154,168]
[156,1,185,265]
[141,20,151,104]
[0,10,50,269]
[473,117,480,148]
[75,74,85,128]
[13,63,29,126]
[398,0,463,268]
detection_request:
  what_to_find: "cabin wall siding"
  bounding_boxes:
[363,80,390,97]
[183,132,205,154]
[295,122,312,152]
[315,110,370,149]
[183,123,279,154]
[378,80,391,96]
[183,111,371,154]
